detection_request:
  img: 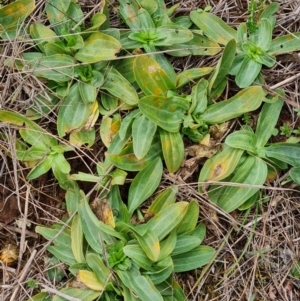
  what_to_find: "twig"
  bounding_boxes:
[270,73,300,91]
[40,285,82,301]
[16,185,30,273]
[0,222,38,238]
[9,249,37,301]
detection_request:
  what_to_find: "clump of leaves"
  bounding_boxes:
[198,91,284,212]
[31,187,215,301]
[191,2,300,87]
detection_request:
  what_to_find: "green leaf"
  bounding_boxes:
[147,186,178,215]
[36,225,76,266]
[132,115,157,159]
[117,269,163,301]
[53,153,71,174]
[71,215,85,263]
[27,54,75,83]
[144,43,177,83]
[133,55,175,96]
[16,145,48,162]
[78,192,115,254]
[0,111,53,146]
[217,157,268,212]
[269,32,300,56]
[30,23,59,53]
[139,95,189,132]
[171,235,202,256]
[208,39,236,91]
[57,83,98,137]
[190,10,237,45]
[176,67,213,88]
[176,200,199,235]
[249,18,273,51]
[158,230,177,261]
[290,167,300,185]
[118,0,140,30]
[235,56,262,88]
[106,139,162,171]
[159,129,184,173]
[265,143,300,167]
[139,0,158,15]
[161,32,221,57]
[26,292,51,301]
[148,257,173,285]
[172,245,215,272]
[198,146,244,192]
[45,0,71,34]
[123,244,153,270]
[134,229,160,262]
[201,86,265,124]
[75,32,121,63]
[69,128,95,148]
[128,157,163,214]
[255,93,284,148]
[190,78,209,114]
[52,288,101,301]
[147,202,189,240]
[154,25,193,46]
[86,253,111,285]
[102,67,139,106]
[119,109,141,140]
[78,82,97,103]
[27,154,55,180]
[136,8,155,30]
[225,129,257,153]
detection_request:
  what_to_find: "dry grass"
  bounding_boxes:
[1,0,300,300]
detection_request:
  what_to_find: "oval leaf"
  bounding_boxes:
[190,11,237,45]
[198,146,244,192]
[172,245,215,272]
[201,86,265,124]
[217,157,268,212]
[128,157,163,214]
[147,202,189,240]
[133,55,175,96]
[75,32,121,63]
[159,129,184,173]
[132,115,157,159]
[101,67,139,106]
[139,96,189,132]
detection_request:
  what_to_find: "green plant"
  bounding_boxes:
[242,113,252,125]
[0,111,73,181]
[198,90,285,212]
[190,2,300,88]
[280,123,293,137]
[246,0,266,33]
[26,279,39,289]
[31,187,215,301]
[5,0,139,146]
[117,0,220,81]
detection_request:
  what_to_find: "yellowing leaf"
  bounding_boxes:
[133,55,175,96]
[77,270,104,291]
[198,146,244,192]
[0,0,35,32]
[75,32,121,63]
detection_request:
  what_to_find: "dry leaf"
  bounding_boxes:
[0,244,18,265]
[91,198,115,228]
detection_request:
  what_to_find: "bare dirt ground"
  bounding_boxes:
[1,0,300,300]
